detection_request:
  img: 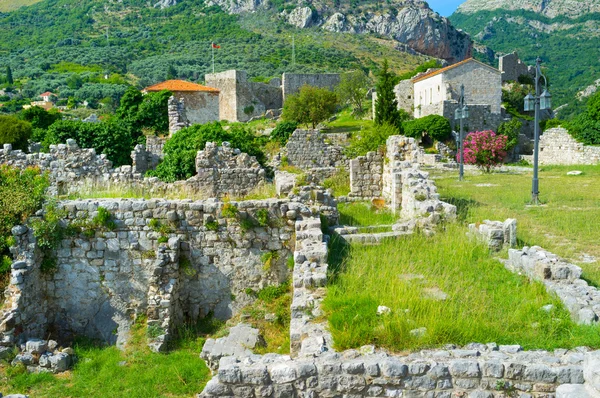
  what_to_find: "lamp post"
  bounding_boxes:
[455,84,469,181]
[524,57,552,205]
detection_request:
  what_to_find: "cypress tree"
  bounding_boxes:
[6,66,13,85]
[374,59,401,130]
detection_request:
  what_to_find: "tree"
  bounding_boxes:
[336,70,370,115]
[374,59,401,129]
[21,106,62,130]
[403,115,451,142]
[6,66,13,85]
[166,65,177,80]
[497,118,522,151]
[66,73,83,89]
[567,91,600,145]
[0,115,32,151]
[270,121,298,145]
[282,85,338,129]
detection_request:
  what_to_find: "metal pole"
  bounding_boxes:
[459,84,465,181]
[531,58,541,205]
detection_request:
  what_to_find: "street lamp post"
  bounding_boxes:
[524,57,552,205]
[455,84,469,181]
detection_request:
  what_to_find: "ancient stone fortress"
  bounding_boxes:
[531,127,600,166]
[205,70,340,123]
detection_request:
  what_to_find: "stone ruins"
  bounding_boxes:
[534,127,600,165]
[206,70,340,122]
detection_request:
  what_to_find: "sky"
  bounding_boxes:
[427,0,466,16]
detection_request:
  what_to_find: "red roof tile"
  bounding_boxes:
[144,80,220,93]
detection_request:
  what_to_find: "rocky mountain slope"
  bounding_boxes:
[451,0,600,118]
[205,0,472,63]
[456,0,600,18]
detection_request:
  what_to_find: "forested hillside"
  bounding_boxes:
[0,0,428,103]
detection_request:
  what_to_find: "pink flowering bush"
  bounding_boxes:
[457,130,508,172]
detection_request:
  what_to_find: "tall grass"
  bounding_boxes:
[0,318,213,397]
[324,223,600,352]
[433,164,600,283]
[338,202,397,226]
[68,181,210,201]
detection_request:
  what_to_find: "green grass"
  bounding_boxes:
[338,202,397,227]
[0,318,215,397]
[324,223,600,352]
[324,107,374,134]
[432,164,600,284]
[234,282,291,355]
[322,168,350,197]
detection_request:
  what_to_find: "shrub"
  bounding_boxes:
[221,203,239,218]
[0,115,32,151]
[93,207,116,230]
[282,85,338,129]
[345,123,399,158]
[458,130,508,173]
[270,121,298,146]
[0,166,49,271]
[403,115,452,142]
[257,281,289,302]
[255,209,269,227]
[147,122,265,182]
[497,118,523,150]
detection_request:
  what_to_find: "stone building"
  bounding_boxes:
[144,80,220,125]
[498,51,534,83]
[411,58,503,132]
[205,70,282,123]
[205,70,341,122]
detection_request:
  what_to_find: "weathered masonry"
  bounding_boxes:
[1,198,306,351]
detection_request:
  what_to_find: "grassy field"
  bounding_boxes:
[325,165,600,352]
[0,318,215,397]
[433,164,600,284]
[324,223,600,352]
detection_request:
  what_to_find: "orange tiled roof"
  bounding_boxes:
[144,79,220,93]
[412,58,500,83]
[40,91,54,97]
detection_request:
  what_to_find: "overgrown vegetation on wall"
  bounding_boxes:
[147,122,267,182]
[0,166,49,273]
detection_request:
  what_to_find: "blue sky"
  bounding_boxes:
[427,0,465,16]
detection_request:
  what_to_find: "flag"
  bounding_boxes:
[212,43,220,49]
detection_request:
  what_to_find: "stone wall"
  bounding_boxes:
[175,91,220,126]
[200,340,589,397]
[382,135,424,212]
[499,52,533,83]
[281,73,340,101]
[507,246,600,325]
[284,129,347,170]
[1,140,266,199]
[538,127,600,165]
[468,219,517,252]
[444,102,505,134]
[394,79,414,114]
[349,151,384,199]
[205,70,282,122]
[167,96,190,135]
[0,198,304,351]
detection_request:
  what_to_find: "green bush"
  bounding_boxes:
[257,281,290,302]
[0,166,50,272]
[44,119,134,167]
[0,115,32,151]
[497,118,523,150]
[282,85,338,129]
[93,207,116,230]
[345,123,399,158]
[270,121,298,145]
[147,122,266,182]
[403,115,452,142]
[568,91,600,145]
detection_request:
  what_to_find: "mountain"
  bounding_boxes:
[0,0,469,90]
[451,0,600,118]
[207,0,472,63]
